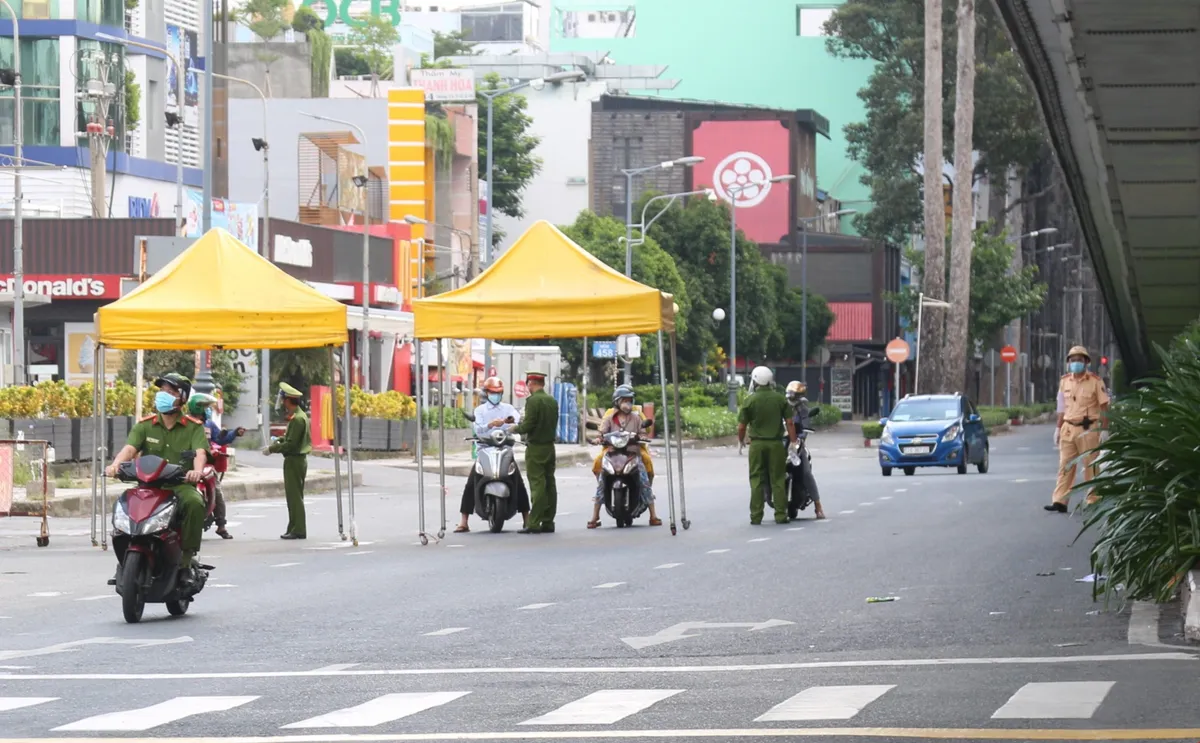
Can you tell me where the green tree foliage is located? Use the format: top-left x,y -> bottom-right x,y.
123,68 -> 140,131
334,48 -> 370,77
433,30 -> 478,59
825,0 -> 1044,244
237,0 -> 287,41
291,5 -> 323,33
270,348 -> 331,393
348,15 -> 398,79
889,224 -> 1046,351
117,352 -> 244,411
307,29 -> 332,98
477,73 -> 541,246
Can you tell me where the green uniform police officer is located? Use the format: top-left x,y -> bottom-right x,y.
737,366 -> 796,525
514,369 -> 558,534
106,373 -> 209,582
262,383 -> 312,540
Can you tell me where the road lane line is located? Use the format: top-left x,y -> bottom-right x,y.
706,549 -> 731,554
879,496 -> 893,500
838,510 -> 856,515
517,603 -> 555,610
520,689 -> 683,725
52,696 -> 259,731
73,595 -> 115,602
271,563 -> 302,568
991,681 -> 1115,719
748,538 -> 771,543
654,563 -> 683,570
0,698 -> 56,712
423,628 -> 469,636
756,685 -> 895,721
281,692 -> 470,728
594,582 -> 625,589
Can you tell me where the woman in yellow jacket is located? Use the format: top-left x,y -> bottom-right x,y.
589,385 -> 662,528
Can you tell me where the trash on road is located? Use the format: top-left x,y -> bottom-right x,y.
1076,574 -> 1107,583
1036,571 -> 1056,577
866,596 -> 900,603
1055,642 -> 1085,647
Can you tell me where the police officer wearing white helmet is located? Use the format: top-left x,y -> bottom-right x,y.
736,365 -> 797,524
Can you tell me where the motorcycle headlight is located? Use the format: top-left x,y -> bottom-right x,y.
943,424 -> 961,442
881,428 -> 894,445
602,458 -> 616,474
137,502 -> 176,535
112,501 -> 131,535
475,460 -> 484,475
622,459 -> 637,474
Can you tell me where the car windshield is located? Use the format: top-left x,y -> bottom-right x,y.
889,399 -> 961,422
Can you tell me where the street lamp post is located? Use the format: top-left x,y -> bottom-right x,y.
1007,227 -> 1057,405
798,209 -> 856,378
725,174 -> 795,412
1,0 -> 25,385
480,69 -> 584,370
216,72 -> 271,439
301,112 -> 372,391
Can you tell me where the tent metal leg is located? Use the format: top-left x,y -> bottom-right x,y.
669,332 -> 689,530
415,340 -> 429,545
330,346 -> 344,540
341,344 -> 356,544
90,357 -> 100,547
656,331 -> 677,536
436,339 -> 446,540
98,368 -> 108,551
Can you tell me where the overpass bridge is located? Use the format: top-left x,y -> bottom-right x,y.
993,0 -> 1200,376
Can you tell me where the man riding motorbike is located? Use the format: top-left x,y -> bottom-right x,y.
785,380 -> 826,520
588,385 -> 662,528
187,392 -> 246,539
104,373 -> 209,585
455,376 -> 530,533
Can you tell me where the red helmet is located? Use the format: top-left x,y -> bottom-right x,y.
482,376 -> 504,394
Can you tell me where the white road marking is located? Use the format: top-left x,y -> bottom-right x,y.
53,696 -> 259,731
74,595 -> 116,602
520,689 -> 683,725
233,514 -> 266,519
859,502 -> 874,507
992,681 -> 1114,719
787,527 -> 804,531
208,584 -> 237,588
838,510 -> 856,515
706,549 -> 731,554
756,685 -> 895,721
879,496 -> 893,500
345,551 -> 375,556
282,692 -> 470,728
594,582 -> 625,589
26,592 -> 66,598
1018,446 -> 1031,451
0,697 -> 57,712
654,563 -> 683,570
423,628 -> 469,636
748,538 -> 771,543
311,664 -> 360,672
1128,601 -> 1166,646
4,653 -> 1188,681
517,603 -> 555,610
1014,478 -> 1030,483
894,489 -> 907,493
271,563 -> 302,568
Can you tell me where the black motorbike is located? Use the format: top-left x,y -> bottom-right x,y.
767,410 -> 820,520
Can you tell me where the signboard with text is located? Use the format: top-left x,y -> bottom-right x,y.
0,275 -> 124,299
410,68 -> 477,102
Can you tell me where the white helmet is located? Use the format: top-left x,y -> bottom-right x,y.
750,366 -> 774,389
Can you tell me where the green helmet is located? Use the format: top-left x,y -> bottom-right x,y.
186,392 -> 217,418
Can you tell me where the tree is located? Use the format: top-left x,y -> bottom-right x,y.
920,0 -> 949,396
334,48 -> 370,77
889,224 -> 1046,354
123,68 -> 140,132
944,0 -> 977,393
478,73 -> 541,246
348,15 -> 398,95
117,352 -> 245,411
270,348 -> 330,393
433,30 -> 478,59
237,0 -> 287,95
291,5 -> 323,33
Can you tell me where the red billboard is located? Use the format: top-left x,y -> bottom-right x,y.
692,120 -> 791,245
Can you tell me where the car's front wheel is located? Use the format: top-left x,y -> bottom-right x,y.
957,448 -> 969,475
977,444 -> 989,474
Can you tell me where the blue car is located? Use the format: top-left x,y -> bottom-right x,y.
877,393 -> 990,477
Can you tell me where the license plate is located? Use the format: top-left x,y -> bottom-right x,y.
904,445 -> 932,455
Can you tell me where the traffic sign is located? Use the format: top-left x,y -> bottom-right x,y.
591,341 -> 617,359
885,338 -> 910,364
514,381 -> 529,398
1000,345 -> 1018,364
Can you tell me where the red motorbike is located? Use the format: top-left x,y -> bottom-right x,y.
108,453 -> 217,623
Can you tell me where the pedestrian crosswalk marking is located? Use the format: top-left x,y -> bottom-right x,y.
281,692 -> 469,728
520,689 -> 683,725
991,681 -> 1115,719
755,685 -> 895,721
0,698 -> 57,712
52,696 -> 258,732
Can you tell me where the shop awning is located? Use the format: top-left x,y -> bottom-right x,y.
97,228 -> 349,350
345,306 -> 414,339
411,220 -> 675,341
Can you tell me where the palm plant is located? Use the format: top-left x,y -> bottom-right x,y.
1075,336 -> 1200,603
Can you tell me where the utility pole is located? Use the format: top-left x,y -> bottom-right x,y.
75,48 -> 121,219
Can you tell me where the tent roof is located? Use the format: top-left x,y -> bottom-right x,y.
412,220 -> 674,340
97,228 -> 349,351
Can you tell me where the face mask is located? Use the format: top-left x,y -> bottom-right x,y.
154,391 -> 178,413
204,408 -> 214,421
487,393 -> 502,405
1069,361 -> 1086,374
619,401 -> 632,414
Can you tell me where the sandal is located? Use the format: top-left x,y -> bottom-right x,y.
587,520 -> 601,529
648,518 -> 662,526
454,525 -> 470,533
215,528 -> 233,539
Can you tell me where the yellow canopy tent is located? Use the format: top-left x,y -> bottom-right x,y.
412,220 -> 675,340
97,228 -> 347,350
88,228 -> 362,552
409,220 -> 689,542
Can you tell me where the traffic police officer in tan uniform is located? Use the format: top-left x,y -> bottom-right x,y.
1044,346 -> 1110,513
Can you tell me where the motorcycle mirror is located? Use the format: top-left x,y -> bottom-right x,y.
462,410 -> 476,422
641,418 -> 654,429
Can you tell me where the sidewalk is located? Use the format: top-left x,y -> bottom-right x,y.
390,443 -> 596,477
8,465 -> 361,518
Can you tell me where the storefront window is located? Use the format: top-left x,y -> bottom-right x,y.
0,37 -> 61,147
74,39 -> 126,152
76,0 -> 122,27
16,0 -> 59,19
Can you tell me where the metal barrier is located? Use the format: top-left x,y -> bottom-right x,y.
0,438 -> 52,547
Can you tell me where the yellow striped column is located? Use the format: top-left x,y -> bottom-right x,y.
388,87 -> 427,300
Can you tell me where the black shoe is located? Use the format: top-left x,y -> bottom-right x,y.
518,526 -> 542,534
177,566 -> 197,589
281,533 -> 305,540
1043,502 -> 1068,513
542,523 -> 555,533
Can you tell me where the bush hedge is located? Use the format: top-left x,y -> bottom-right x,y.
0,380 -> 140,418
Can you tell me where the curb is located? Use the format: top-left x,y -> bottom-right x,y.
1185,570 -> 1200,644
391,448 -> 595,477
13,471 -> 363,518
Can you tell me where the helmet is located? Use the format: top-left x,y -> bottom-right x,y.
1067,345 -> 1091,362
613,384 -> 635,404
785,380 -> 807,404
482,376 -> 504,394
750,366 -> 774,389
154,373 -> 192,404
186,392 -> 217,418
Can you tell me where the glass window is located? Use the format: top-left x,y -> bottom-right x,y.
796,6 -> 835,37
76,0 -> 122,27
889,398 -> 962,422
74,39 -> 127,152
18,0 -> 59,19
0,37 -> 61,147
461,10 -> 523,43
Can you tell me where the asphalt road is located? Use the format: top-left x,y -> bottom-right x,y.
0,424 -> 1197,742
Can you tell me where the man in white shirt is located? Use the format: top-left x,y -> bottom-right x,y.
455,377 -> 530,532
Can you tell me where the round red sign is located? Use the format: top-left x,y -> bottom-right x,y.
514,381 -> 529,398
885,338 -> 910,364
1000,346 -> 1018,364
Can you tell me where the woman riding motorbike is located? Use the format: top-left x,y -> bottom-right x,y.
784,380 -> 825,519
588,385 -> 662,528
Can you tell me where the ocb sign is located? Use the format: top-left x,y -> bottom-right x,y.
300,0 -> 400,27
